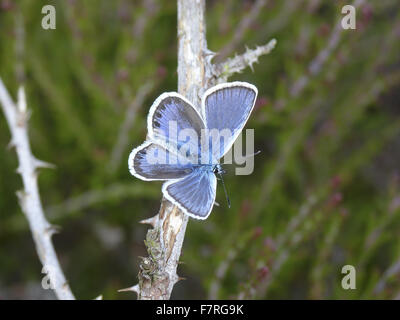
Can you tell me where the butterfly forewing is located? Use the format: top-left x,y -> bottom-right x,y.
148,93 -> 205,162
202,82 -> 257,160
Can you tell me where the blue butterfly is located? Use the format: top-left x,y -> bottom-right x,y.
128,82 -> 258,220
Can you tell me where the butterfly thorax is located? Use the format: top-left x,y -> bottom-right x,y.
212,164 -> 225,175
192,163 -> 224,175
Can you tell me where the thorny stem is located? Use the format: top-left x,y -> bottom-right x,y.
0,79 -> 75,300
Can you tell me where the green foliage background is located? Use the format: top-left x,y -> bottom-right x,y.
0,0 -> 400,299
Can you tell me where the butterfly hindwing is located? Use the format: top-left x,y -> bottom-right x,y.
162,168 -> 217,220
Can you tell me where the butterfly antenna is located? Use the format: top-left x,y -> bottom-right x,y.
221,150 -> 261,165
218,172 -> 231,208
243,150 -> 261,159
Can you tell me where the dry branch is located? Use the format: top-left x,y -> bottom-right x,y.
0,78 -> 75,300
124,0 -> 209,300
213,39 -> 277,83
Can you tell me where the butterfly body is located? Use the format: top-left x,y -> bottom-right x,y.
129,82 -> 257,220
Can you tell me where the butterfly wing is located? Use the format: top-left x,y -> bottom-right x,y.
162,168 -> 217,219
148,92 -> 205,161
128,141 -> 194,181
201,82 -> 257,160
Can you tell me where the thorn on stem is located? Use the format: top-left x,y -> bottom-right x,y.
16,166 -> 22,175
45,225 -> 61,237
140,214 -> 158,227
33,158 -> 56,170
16,190 -> 28,212
118,284 -> 140,295
16,189 -> 28,201
7,139 -> 16,150
204,48 -> 216,57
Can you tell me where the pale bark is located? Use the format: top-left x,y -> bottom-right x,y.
129,0 -> 209,300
